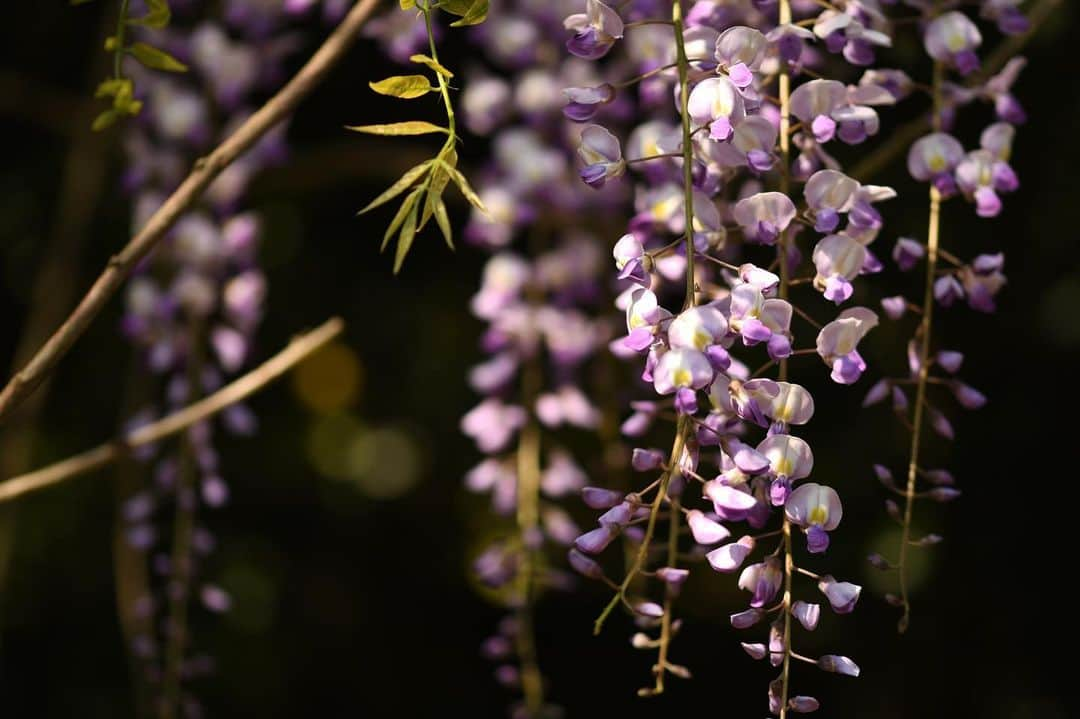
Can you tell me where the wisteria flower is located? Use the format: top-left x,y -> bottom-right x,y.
688,76 -> 746,141
461,398 -> 527,454
728,284 -> 793,359
785,483 -> 842,553
907,132 -> 964,195
954,149 -> 1018,218
738,558 -> 783,608
653,348 -> 714,414
564,0 -> 624,60
714,26 -> 767,87
816,307 -> 879,384
667,305 -> 728,352
790,79 -> 848,143
812,234 -> 867,303
563,83 -> 616,122
577,124 -> 626,188
804,170 -> 859,233
733,192 -> 796,245
924,11 -> 982,76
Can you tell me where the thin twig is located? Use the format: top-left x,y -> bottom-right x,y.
0,0 -> 380,423
0,318 -> 345,503
897,61 -> 944,635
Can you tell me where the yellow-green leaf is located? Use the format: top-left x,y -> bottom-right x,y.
439,161 -> 488,216
345,121 -> 448,136
128,42 -> 188,72
393,202 -> 420,274
128,0 -> 171,28
448,0 -> 489,26
420,157 -> 452,229
433,198 -> 454,250
358,161 -> 431,215
91,108 -> 119,132
368,75 -> 435,99
409,54 -> 453,78
95,77 -> 131,99
382,189 -> 422,252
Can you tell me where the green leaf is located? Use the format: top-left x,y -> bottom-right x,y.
433,197 -> 454,250
358,161 -> 432,215
419,150 -> 454,230
393,202 -> 421,274
128,42 -> 188,72
448,0 -> 488,26
345,121 -> 448,136
409,54 -> 453,78
439,160 -> 488,216
95,77 -> 130,99
368,75 -> 435,99
128,0 -> 171,28
91,109 -> 119,132
382,190 -> 422,252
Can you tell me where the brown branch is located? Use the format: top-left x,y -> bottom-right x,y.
0,317 -> 344,503
0,0 -> 381,424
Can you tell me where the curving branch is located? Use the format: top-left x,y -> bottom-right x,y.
0,0 -> 382,424
0,317 -> 345,503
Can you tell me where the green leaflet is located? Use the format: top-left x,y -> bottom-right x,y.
358,162 -> 432,215
128,42 -> 188,72
368,75 -> 436,99
393,202 -> 421,274
408,54 -> 454,78
345,121 -> 448,136
438,160 -> 489,216
442,0 -> 489,27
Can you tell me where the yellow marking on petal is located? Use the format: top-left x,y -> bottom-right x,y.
673,368 -> 692,387
928,154 -> 946,173
774,457 -> 793,477
809,505 -> 828,525
693,329 -> 711,351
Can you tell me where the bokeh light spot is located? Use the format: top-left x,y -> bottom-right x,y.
292,341 -> 363,413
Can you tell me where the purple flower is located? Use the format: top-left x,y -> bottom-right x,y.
812,234 -> 867,304
792,601 -> 821,631
687,509 -> 730,545
564,0 -> 625,60
790,80 -> 847,143
818,654 -> 860,677
908,133 -> 965,194
818,575 -> 861,614
733,192 -> 797,246
955,149 -> 1017,218
688,77 -> 746,141
667,305 -> 729,351
577,124 -> 626,188
816,308 -> 879,384
461,398 -> 527,453
924,12 -> 982,76
563,83 -> 616,122
738,558 -> 782,608
785,483 -> 843,554
706,535 -> 755,573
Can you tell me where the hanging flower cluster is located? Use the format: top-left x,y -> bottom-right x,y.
361,0 -> 633,713
116,2 -> 298,713
555,0 -> 901,710
859,1 -> 1027,633
364,0 -> 1038,714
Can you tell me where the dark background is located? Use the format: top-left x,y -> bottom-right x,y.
0,2 -> 1075,717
